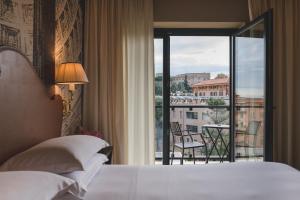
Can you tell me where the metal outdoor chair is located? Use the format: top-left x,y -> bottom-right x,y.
170,122 -> 208,165
236,121 -> 261,158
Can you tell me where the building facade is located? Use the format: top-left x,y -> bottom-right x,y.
171,73 -> 210,85
192,76 -> 229,98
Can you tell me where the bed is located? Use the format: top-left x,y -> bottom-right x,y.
0,47 -> 300,200
58,162 -> 300,200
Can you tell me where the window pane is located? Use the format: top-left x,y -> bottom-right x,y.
154,38 -> 163,164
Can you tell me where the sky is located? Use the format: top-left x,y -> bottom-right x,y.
235,37 -> 265,98
154,36 -> 230,78
154,36 -> 265,98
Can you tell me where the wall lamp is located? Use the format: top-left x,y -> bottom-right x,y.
55,62 -> 88,116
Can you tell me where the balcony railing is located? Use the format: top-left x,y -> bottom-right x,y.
155,104 -> 264,164
155,105 -> 230,163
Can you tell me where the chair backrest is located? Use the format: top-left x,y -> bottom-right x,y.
170,122 -> 183,136
246,121 -> 261,135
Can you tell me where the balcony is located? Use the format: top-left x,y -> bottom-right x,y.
155,104 -> 264,165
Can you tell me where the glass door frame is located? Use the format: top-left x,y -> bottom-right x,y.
232,10 -> 273,162
154,29 -> 237,165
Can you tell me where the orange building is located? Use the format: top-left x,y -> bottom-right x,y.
192,76 -> 229,97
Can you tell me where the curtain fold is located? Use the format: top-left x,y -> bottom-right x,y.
248,0 -> 300,169
83,0 -> 154,165
123,0 -> 155,165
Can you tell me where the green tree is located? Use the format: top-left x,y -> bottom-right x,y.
155,84 -> 162,96
170,83 -> 178,93
183,75 -> 192,93
155,76 -> 162,82
207,98 -> 228,124
155,75 -> 163,96
177,82 -> 186,93
170,75 -> 192,94
207,98 -> 226,106
155,96 -> 163,121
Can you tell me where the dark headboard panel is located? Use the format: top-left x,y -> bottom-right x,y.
0,47 -> 62,164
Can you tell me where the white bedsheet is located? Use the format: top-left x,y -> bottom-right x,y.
59,162 -> 300,200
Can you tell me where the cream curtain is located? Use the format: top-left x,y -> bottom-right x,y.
248,0 -> 300,169
83,0 -> 155,165
123,0 -> 155,165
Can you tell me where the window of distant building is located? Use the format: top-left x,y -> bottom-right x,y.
202,112 -> 209,121
250,111 -> 254,119
240,122 -> 244,128
186,112 -> 198,119
186,125 -> 198,133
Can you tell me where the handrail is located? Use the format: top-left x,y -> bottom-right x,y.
155,105 -> 264,109
155,105 -> 229,109
170,105 -> 229,109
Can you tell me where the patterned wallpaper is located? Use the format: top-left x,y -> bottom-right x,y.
0,0 -> 34,66
55,0 -> 84,135
0,0 -> 84,135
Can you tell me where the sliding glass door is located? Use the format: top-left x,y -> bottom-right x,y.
154,11 -> 273,164
154,30 -> 235,165
233,11 -> 273,161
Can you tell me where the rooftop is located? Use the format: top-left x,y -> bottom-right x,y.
192,77 -> 229,87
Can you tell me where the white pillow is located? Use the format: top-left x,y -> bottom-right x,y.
0,171 -> 85,200
62,153 -> 108,191
0,135 -> 109,173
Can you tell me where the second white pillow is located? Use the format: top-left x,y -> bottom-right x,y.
61,153 -> 108,191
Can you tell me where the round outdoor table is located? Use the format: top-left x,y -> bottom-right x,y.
202,124 -> 230,162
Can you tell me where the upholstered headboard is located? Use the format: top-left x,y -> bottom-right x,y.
0,47 -> 62,164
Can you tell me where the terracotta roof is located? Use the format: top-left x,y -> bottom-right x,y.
192,78 -> 229,87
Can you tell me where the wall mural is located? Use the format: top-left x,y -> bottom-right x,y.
0,0 -> 84,136
0,0 -> 34,67
55,0 -> 84,135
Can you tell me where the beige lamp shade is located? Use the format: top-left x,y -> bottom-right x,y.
56,63 -> 89,85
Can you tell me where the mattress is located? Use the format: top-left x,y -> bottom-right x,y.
58,162 -> 300,200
